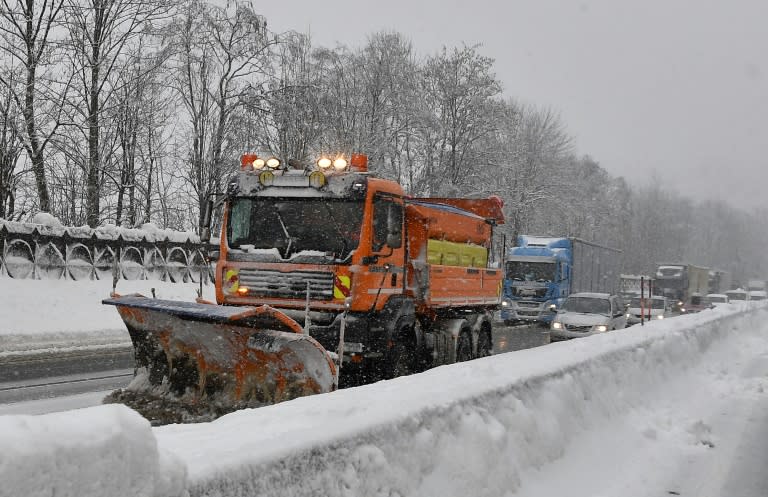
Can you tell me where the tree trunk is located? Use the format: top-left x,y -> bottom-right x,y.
24,62 -> 50,212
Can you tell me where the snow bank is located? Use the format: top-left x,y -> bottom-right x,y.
155,305 -> 764,497
0,404 -> 186,497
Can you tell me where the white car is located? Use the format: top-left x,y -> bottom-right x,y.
725,289 -> 749,302
706,293 -> 729,306
551,292 -> 627,340
748,290 -> 767,301
626,295 -> 669,325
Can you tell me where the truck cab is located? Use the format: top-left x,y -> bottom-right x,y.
500,236 -> 571,326
210,153 -> 504,381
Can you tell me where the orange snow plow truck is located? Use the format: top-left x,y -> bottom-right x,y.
104,154 -> 504,421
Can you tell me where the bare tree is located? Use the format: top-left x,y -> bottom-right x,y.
0,0 -> 71,213
420,45 -> 502,193
237,31 -> 324,164
64,0 -> 171,226
168,0 -> 274,231
0,73 -> 23,218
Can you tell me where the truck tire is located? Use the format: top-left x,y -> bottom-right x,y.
388,341 -> 412,379
387,323 -> 416,379
476,328 -> 492,358
456,331 -> 472,362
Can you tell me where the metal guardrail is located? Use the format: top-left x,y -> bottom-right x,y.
0,220 -> 214,282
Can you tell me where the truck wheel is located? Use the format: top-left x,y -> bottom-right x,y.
456,332 -> 472,362
476,330 -> 492,358
388,341 -> 413,379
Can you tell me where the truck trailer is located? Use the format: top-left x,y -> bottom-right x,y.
708,269 -> 732,294
500,236 -> 622,326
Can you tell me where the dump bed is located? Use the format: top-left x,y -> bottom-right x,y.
405,199 -> 502,309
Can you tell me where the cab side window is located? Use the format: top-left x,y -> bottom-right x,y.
372,194 -> 403,252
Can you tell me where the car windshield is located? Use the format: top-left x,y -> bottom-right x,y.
563,297 -> 611,315
630,297 -> 665,309
506,261 -> 556,282
727,292 -> 747,301
227,197 -> 364,261
708,296 -> 727,303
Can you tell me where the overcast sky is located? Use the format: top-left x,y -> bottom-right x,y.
255,0 -> 768,211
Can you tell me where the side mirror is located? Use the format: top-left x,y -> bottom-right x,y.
386,232 -> 401,249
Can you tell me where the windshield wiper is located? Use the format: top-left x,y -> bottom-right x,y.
275,211 -> 294,258
323,203 -> 350,261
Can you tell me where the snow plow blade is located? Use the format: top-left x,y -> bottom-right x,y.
103,295 -> 336,424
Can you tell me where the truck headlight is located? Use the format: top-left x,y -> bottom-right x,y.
551,322 -> 562,330
594,325 -> 608,332
501,300 -> 510,308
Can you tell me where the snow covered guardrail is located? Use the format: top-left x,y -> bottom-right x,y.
1,304 -> 763,497
0,404 -> 186,497
0,215 -> 212,282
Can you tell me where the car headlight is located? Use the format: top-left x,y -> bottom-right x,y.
656,314 -> 664,320
551,322 -> 562,330
625,313 -> 631,318
594,325 -> 608,332
501,300 -> 510,307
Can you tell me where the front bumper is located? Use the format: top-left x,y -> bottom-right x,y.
550,328 -> 599,340
501,301 -> 554,323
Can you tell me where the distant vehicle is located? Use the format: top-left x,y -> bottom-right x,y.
501,236 -> 622,327
683,293 -> 711,313
655,263 -> 709,312
708,270 -> 732,294
725,289 -> 749,302
626,295 -> 669,325
706,293 -> 729,306
747,280 -> 766,292
550,292 -> 627,340
748,290 -> 767,301
619,274 -> 655,299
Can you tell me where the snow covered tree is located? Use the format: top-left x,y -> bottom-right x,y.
0,0 -> 70,213
166,0 -> 274,232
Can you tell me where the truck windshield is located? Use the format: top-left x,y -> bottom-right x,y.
657,267 -> 683,278
506,261 -> 556,282
227,197 -> 364,261
563,297 -> 611,315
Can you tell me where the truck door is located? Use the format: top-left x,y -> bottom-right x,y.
358,193 -> 405,311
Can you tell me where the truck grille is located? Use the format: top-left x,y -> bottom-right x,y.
516,301 -> 541,309
565,325 -> 592,332
238,268 -> 335,300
